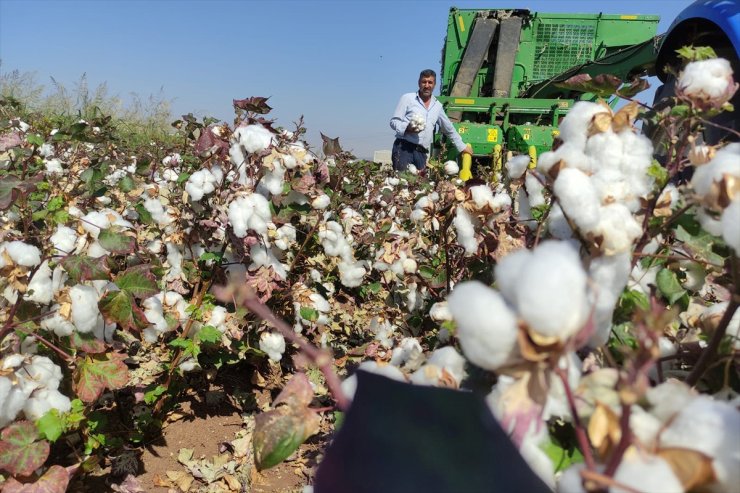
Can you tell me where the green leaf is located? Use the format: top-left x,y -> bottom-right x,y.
541,436 -> 584,473
676,45 -> 717,62
71,331 -> 107,354
0,421 -> 50,476
254,407 -> 320,470
60,255 -> 111,283
45,196 -> 64,212
647,161 -> 669,188
299,306 -> 319,322
27,134 -> 44,146
670,104 -> 690,117
0,173 -> 42,210
197,325 -> 222,344
675,225 -> 725,266
177,172 -> 190,184
143,385 -> 167,405
74,353 -> 129,403
656,268 -> 686,305
98,228 -> 136,254
118,174 -> 135,192
36,410 -> 65,442
53,210 -> 70,224
199,252 -> 223,263
135,203 -> 153,224
114,265 -> 158,299
98,290 -> 149,331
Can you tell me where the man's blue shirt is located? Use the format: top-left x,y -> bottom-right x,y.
390,92 -> 467,153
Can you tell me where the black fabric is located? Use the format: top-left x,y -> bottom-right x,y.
392,138 -> 428,171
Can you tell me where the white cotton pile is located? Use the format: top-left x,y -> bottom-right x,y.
143,197 -> 175,227
496,241 -> 588,341
318,221 -> 366,287
389,337 -> 423,367
38,143 -> 54,158
142,295 -> 169,343
658,395 -> 740,490
691,144 -> 740,202
444,160 -> 459,175
185,167 -> 220,202
207,305 -> 229,333
340,361 -> 406,402
678,58 -> 738,108
370,317 -> 396,349
69,284 -> 101,333
273,224 -> 297,251
165,242 -> 184,282
557,101 -> 611,151
470,184 -> 511,212
40,306 -> 75,337
553,168 -> 601,232
409,113 -> 426,132
447,280 -> 519,370
256,161 -> 286,197
25,261 -> 53,304
311,194 -> 331,210
259,331 -> 286,362
50,225 -> 78,255
587,252 -> 632,346
611,450 -> 683,493
44,158 -> 63,175
721,198 -> 740,254
79,209 -> 132,238
0,355 -> 71,427
0,241 -> 42,267
429,301 -> 452,322
233,124 -> 275,154
249,243 -> 288,280
227,193 -> 273,239
337,259 -> 367,288
453,206 -> 478,255
506,154 -> 531,180
410,346 -> 466,387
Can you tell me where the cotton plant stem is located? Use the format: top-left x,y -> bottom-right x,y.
686,297 -> 739,386
555,366 -> 596,471
14,326 -> 74,362
243,296 -> 350,411
604,403 -> 633,477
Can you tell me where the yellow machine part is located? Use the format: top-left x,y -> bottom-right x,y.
459,153 -> 473,181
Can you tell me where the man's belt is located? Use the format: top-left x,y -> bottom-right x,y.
396,138 -> 428,154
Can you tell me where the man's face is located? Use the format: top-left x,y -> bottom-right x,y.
418,76 -> 436,98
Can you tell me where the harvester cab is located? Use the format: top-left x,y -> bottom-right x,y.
435,7 -> 660,180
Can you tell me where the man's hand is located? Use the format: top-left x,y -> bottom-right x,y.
461,144 -> 473,155
405,123 -> 421,134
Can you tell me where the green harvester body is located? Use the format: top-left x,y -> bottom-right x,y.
435,7 -> 660,170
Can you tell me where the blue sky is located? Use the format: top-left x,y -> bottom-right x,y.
1,0 -> 691,159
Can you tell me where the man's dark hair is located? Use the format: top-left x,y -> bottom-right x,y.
419,69 -> 436,80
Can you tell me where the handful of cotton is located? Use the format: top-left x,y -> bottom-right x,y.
409,113 -> 426,132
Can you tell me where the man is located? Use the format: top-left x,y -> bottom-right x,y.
390,69 -> 472,173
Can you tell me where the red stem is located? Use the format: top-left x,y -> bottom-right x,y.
555,366 -> 596,471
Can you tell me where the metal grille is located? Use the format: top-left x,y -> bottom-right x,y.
533,23 -> 595,80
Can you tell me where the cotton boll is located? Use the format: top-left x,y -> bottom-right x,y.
506,155 -> 531,180
235,124 -> 275,154
179,358 -> 199,373
453,206 -> 478,255
610,450 -> 683,493
24,389 -> 71,421
646,379 -> 697,422
585,130 -> 623,171
390,337 -> 423,367
24,261 -> 53,304
50,225 -> 78,255
525,172 -> 546,207
658,395 -> 740,490
165,242 -> 184,282
70,284 -> 101,333
591,168 -> 631,205
40,308 -> 75,337
444,160 -> 459,175
697,208 -> 724,236
588,252 -> 632,346
44,158 -> 63,175
553,168 -> 601,232
494,247 -> 530,305
429,301 -> 452,322
143,197 -> 175,227
185,169 -> 217,201
558,101 -> 611,151
0,240 -> 42,267
427,346 -> 466,385
629,405 -> 663,445
274,224 -> 297,251
370,318 -> 395,349
0,377 -> 33,428
596,203 -> 642,255
514,241 -> 588,341
678,58 -> 738,109
311,194 -> 331,210
86,241 -> 108,258
2,355 -> 25,370
447,281 -> 519,371
259,332 -> 286,362
721,198 -> 740,254
470,185 -> 496,210
691,144 -> 740,201
257,161 -> 286,197
249,244 -> 288,280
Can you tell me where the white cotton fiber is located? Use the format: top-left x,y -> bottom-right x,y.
25,260 -> 53,304
678,58 -> 737,105
249,243 -> 288,280
587,253 -> 631,346
721,198 -> 740,254
427,346 -> 466,385
23,389 -> 71,421
227,193 -> 273,239
185,168 -> 218,201
259,331 -> 286,362
611,451 -> 683,493
444,160 -> 459,175
691,143 -> 740,199
558,101 -> 611,151
553,168 -> 601,232
70,284 -> 101,334
453,206 -> 478,255
509,240 -> 588,340
506,154 -> 531,179
596,203 -> 642,254
390,337 -> 423,367
311,194 -> 331,210
143,197 -> 175,227
235,124 -> 275,154
447,281 -> 519,370
50,225 -> 78,255
0,241 -> 42,267
40,307 -> 76,337
257,161 -> 286,197
494,247 -> 530,304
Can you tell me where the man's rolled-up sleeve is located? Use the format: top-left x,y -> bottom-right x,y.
437,110 -> 467,153
390,95 -> 410,137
